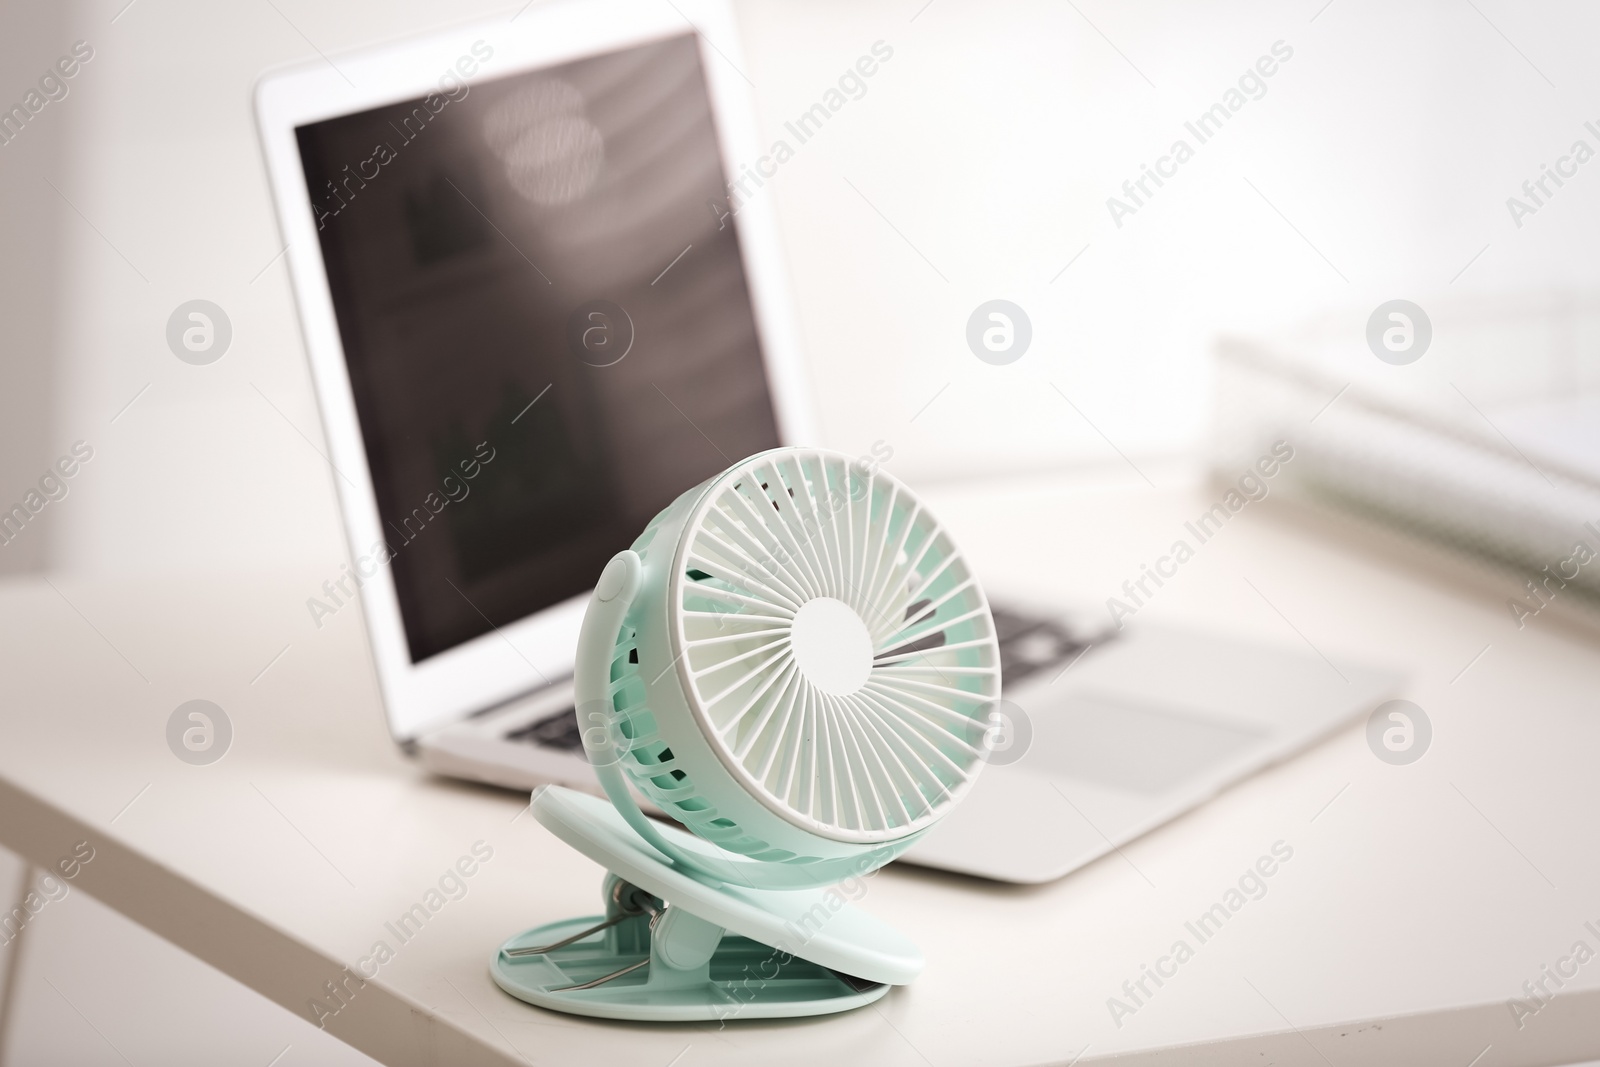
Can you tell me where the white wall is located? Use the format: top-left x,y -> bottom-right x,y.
20,0 -> 1600,578
0,0 -> 70,577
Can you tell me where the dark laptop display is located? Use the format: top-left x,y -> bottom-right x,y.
295,34 -> 780,663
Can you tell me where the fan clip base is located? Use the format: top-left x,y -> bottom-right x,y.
491,786 -> 922,1022
492,874 -> 886,1022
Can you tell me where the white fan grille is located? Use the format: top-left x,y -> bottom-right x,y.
671,449 -> 1000,842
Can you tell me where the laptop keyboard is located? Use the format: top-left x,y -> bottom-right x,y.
504,707 -> 585,750
989,604 -> 1098,686
505,604 -> 1100,750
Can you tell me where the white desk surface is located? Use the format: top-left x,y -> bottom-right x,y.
3,477 -> 1599,1067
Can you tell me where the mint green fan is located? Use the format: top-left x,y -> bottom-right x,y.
493,447 -> 1000,1020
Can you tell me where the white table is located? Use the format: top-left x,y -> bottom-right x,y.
3,478 -> 1598,1066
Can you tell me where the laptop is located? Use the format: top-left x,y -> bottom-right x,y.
255,0 -> 1401,885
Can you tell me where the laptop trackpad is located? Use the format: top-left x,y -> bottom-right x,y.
904,694 -> 1271,882
1029,692 -> 1267,795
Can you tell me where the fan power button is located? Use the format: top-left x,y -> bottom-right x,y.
595,554 -> 633,602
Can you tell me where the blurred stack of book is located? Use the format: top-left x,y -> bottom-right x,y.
1214,293 -> 1600,613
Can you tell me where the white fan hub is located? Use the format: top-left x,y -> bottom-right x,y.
788,597 -> 873,696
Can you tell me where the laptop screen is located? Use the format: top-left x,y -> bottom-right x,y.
295,33 -> 781,664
